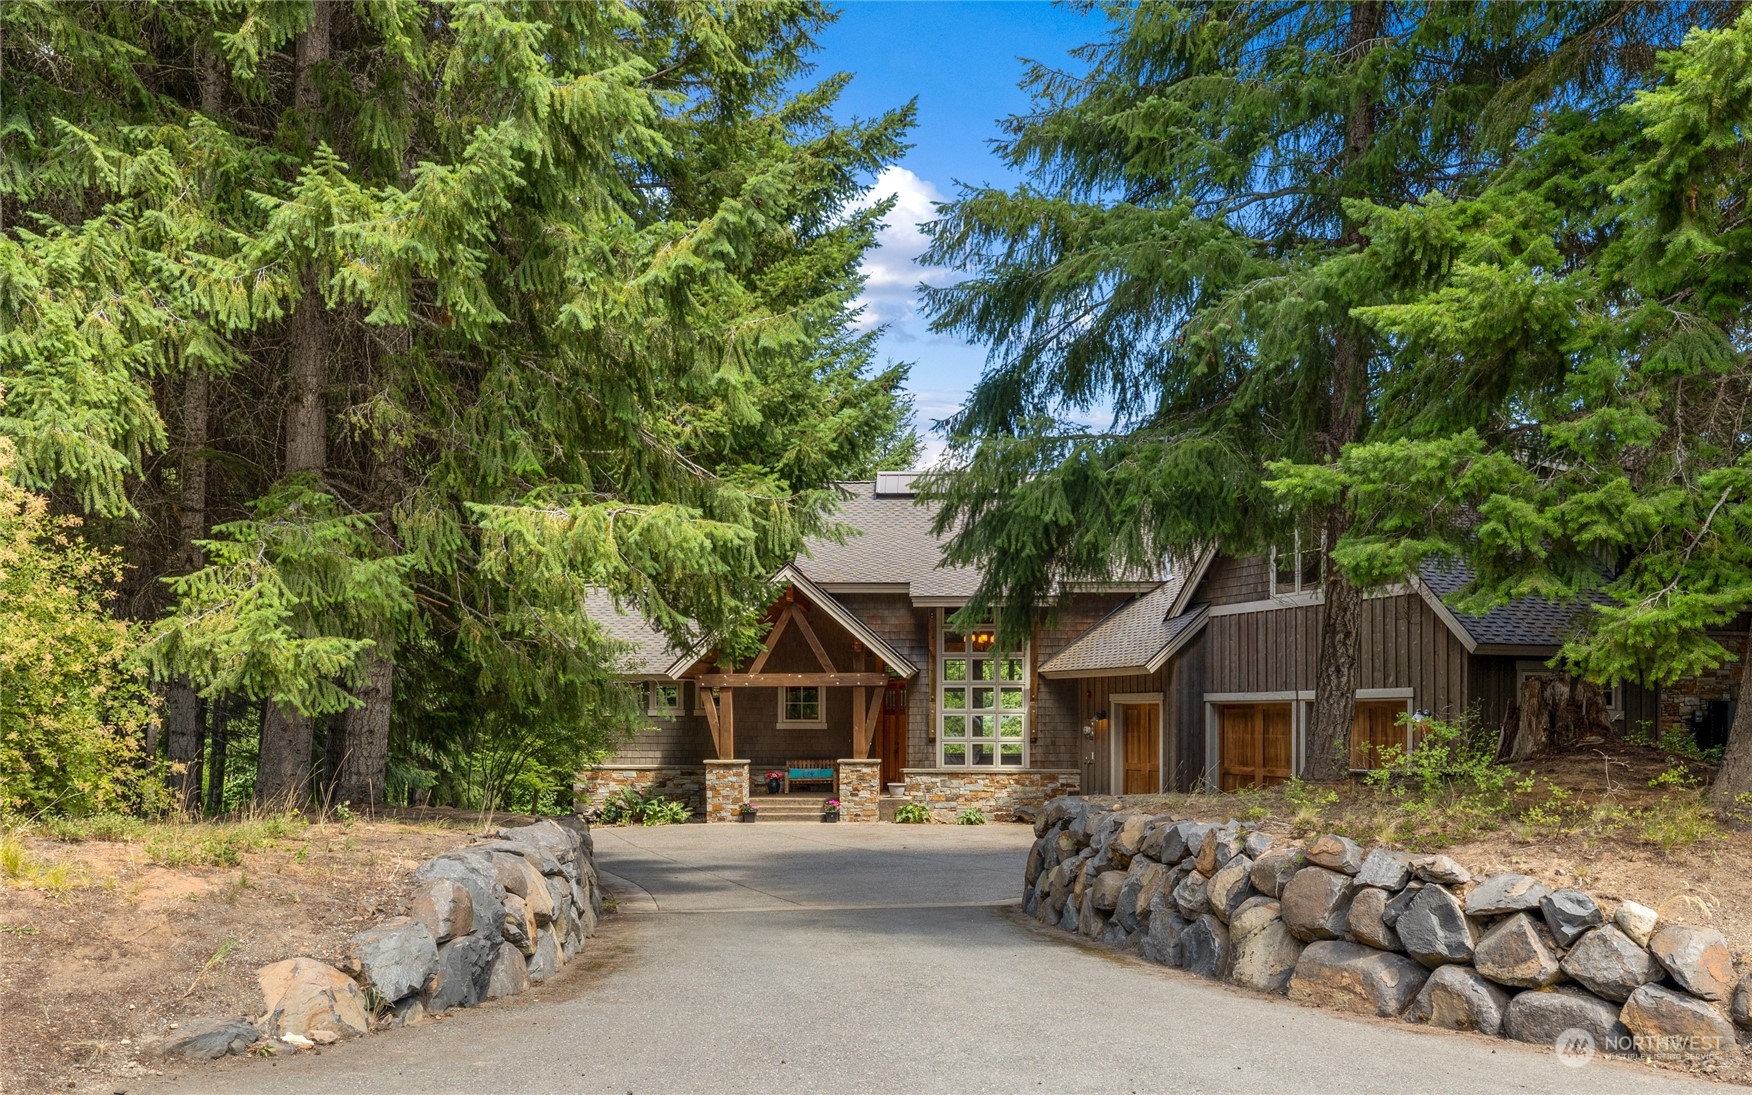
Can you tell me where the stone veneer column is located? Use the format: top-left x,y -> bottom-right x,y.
836,759 -> 880,822
703,760 -> 749,823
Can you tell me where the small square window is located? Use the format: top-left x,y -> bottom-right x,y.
780,686 -> 825,727
972,687 -> 995,710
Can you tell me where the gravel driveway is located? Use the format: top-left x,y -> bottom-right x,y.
152,823 -> 1717,1094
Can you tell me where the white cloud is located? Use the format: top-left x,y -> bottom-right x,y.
853,165 -> 948,334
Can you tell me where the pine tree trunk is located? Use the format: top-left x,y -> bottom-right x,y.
1297,3 -> 1382,781
205,697 -> 229,816
164,685 -> 204,811
1508,673 -> 1610,761
256,704 -> 314,808
1707,619 -> 1752,809
256,3 -> 330,808
337,655 -> 394,807
165,364 -> 212,810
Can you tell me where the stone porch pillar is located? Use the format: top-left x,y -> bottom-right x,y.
704,759 -> 749,823
836,759 -> 880,822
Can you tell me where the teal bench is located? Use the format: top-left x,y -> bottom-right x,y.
784,760 -> 835,793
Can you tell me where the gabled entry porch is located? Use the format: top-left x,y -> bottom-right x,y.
682,566 -> 919,821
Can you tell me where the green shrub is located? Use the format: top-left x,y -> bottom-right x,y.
894,802 -> 930,824
0,438 -> 159,817
596,787 -> 690,826
955,807 -> 987,825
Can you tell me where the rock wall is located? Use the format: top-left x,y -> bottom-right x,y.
1025,798 -> 1751,1066
902,768 -> 1079,822
579,765 -> 704,813
837,759 -> 881,822
704,759 -> 749,823
165,818 -> 602,1060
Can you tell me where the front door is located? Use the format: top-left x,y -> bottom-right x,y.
1217,703 -> 1294,790
875,682 -> 908,788
1121,703 -> 1160,794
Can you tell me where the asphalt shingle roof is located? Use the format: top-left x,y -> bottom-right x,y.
794,482 -> 981,596
581,589 -> 679,676
1038,574 -> 1200,676
1418,560 -> 1596,650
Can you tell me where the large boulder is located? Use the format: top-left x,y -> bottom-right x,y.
1171,868 -> 1211,919
1648,924 -> 1736,1001
1229,895 -> 1281,942
425,934 -> 495,1012
1206,856 -> 1257,924
1288,941 -> 1428,1018
491,852 -> 556,924
1354,849 -> 1413,891
1621,983 -> 1737,1049
1503,986 -> 1630,1048
1345,887 -> 1402,952
1734,973 -> 1752,1030
257,958 -> 371,1038
1242,831 -> 1275,859
1122,860 -> 1169,932
1463,873 -> 1551,916
1091,869 -> 1127,912
528,926 -> 563,983
501,893 -> 536,955
160,1018 -> 261,1060
1157,821 -> 1212,865
469,840 -> 564,878
1229,916 -> 1303,994
1194,824 -> 1246,876
1407,965 -> 1513,1035
1111,813 -> 1153,860
485,942 -> 531,1000
1381,881 -> 1424,928
1181,914 -> 1233,980
1140,895 -> 1187,967
1560,925 -> 1664,1003
410,877 -> 474,944
1280,867 -> 1355,943
1410,854 -> 1470,885
349,916 -> 439,1003
1539,889 -> 1602,947
1397,884 -> 1476,968
1613,899 -> 1658,947
1303,835 -> 1364,875
1472,912 -> 1565,989
1249,847 -> 1303,899
496,819 -> 582,867
411,853 -> 504,938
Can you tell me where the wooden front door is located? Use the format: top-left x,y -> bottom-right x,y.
1350,700 -> 1409,770
1121,704 -> 1161,794
875,681 -> 908,788
1217,703 -> 1294,790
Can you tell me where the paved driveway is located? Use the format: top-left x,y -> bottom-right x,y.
157,824 -> 1717,1094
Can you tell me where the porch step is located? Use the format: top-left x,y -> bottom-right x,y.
745,797 -> 838,821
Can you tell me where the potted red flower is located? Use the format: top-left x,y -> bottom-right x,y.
765,770 -> 784,794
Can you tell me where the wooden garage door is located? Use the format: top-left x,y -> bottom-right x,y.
1121,704 -> 1160,794
1217,703 -> 1293,791
1350,700 -> 1409,769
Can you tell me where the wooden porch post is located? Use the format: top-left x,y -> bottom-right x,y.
721,687 -> 735,760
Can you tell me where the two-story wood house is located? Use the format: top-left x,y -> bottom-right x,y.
581,473 -> 1662,822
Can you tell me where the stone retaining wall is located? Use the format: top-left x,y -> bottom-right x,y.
161,818 -> 602,1060
903,768 -> 1080,821
578,764 -> 704,813
1026,798 -> 1751,1068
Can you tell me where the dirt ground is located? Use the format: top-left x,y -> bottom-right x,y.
0,809 -> 555,1095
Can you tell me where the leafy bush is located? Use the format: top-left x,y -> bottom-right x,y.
894,802 -> 930,824
596,788 -> 690,826
0,438 -> 159,817
955,807 -> 987,825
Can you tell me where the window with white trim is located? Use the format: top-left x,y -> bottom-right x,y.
647,681 -> 685,719
938,617 -> 1027,767
779,685 -> 826,728
1270,529 -> 1325,597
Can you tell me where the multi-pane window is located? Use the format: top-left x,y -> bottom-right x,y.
780,685 -> 825,727
939,619 -> 1026,767
648,682 -> 684,719
1270,529 -> 1325,596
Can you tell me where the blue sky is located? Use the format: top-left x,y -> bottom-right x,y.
814,2 -> 1103,465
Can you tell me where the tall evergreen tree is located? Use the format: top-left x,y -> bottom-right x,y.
919,1 -> 1723,779
1270,8 -> 1752,802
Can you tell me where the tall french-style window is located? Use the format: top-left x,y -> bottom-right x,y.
938,618 -> 1026,767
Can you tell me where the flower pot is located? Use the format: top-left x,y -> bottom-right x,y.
766,777 -> 783,794
822,813 -> 840,822
738,813 -> 756,822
